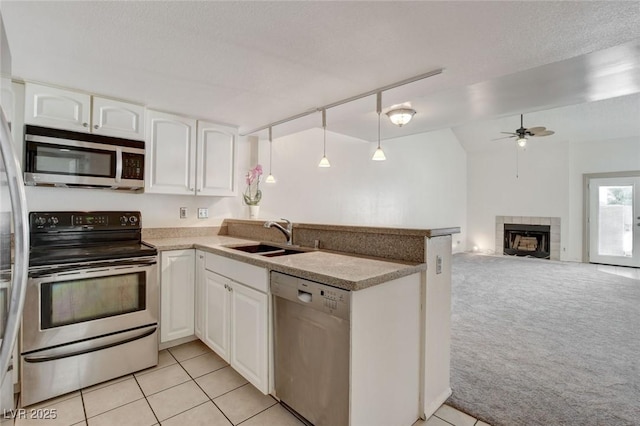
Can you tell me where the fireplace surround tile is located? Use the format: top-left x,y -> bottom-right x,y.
496,216 -> 561,260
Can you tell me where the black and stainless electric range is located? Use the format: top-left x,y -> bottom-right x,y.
21,211 -> 159,406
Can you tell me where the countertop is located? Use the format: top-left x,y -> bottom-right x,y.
143,236 -> 427,291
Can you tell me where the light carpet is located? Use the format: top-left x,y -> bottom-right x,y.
447,253 -> 640,426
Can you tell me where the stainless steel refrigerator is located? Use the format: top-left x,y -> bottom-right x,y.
0,12 -> 30,412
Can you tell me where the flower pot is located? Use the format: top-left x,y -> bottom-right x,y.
249,205 -> 260,219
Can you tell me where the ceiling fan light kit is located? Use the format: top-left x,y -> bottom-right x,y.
386,108 -> 416,127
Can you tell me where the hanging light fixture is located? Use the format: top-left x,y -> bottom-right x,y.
265,126 -> 276,183
372,92 -> 386,161
386,107 -> 416,127
318,109 -> 331,168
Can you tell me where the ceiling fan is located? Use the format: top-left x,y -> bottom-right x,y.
494,114 -> 555,147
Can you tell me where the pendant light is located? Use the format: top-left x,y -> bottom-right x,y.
265,126 -> 276,183
372,92 -> 386,161
318,109 -> 331,167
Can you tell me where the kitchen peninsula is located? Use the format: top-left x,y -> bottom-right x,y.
144,219 -> 460,425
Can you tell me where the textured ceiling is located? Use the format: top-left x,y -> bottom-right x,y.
1,1 -> 639,145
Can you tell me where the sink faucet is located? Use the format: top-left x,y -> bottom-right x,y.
264,218 -> 293,245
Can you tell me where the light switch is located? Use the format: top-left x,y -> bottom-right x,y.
179,207 -> 187,219
436,255 -> 442,274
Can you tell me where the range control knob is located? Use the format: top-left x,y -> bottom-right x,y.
129,216 -> 138,224
120,216 -> 129,225
50,216 -> 59,225
34,216 -> 46,226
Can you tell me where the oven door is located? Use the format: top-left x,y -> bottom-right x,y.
21,256 -> 158,355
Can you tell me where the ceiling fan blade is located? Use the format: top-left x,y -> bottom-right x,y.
526,126 -> 546,134
492,135 -> 516,141
531,130 -> 555,137
500,132 -> 517,135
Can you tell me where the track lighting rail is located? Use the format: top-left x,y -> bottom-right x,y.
240,68 -> 444,136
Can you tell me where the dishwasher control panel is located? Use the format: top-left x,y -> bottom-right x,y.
271,272 -> 350,321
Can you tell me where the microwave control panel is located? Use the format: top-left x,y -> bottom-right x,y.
121,153 -> 144,180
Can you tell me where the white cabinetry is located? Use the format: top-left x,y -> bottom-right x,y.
194,251 -> 205,339
160,250 -> 195,343
145,110 -> 196,195
145,110 -> 236,196
199,253 -> 269,393
24,83 -> 144,139
196,121 -> 236,196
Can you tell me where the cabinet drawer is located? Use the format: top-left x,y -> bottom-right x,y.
205,253 -> 268,293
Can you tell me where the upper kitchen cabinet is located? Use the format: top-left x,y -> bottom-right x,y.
145,110 -> 237,196
24,83 -> 145,140
91,96 -> 145,140
145,110 -> 197,195
196,121 -> 236,196
25,83 -> 90,132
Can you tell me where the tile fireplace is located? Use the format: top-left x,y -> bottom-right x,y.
496,216 -> 561,260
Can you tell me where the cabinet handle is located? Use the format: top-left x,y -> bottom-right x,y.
94,124 -> 100,129
189,187 -> 194,191
199,255 -> 204,259
82,122 -> 88,128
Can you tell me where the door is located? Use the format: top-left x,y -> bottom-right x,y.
92,97 -> 145,140
588,176 -> 640,267
145,110 -> 196,194
196,121 -> 236,196
204,271 -> 230,361
229,282 -> 268,393
160,250 -> 195,342
194,251 -> 205,339
25,83 -> 91,132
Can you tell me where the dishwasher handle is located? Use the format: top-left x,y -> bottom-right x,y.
297,290 -> 312,303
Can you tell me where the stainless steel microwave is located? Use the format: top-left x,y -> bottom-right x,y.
24,125 -> 145,191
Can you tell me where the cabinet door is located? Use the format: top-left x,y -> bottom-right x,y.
145,110 -> 197,194
25,83 -> 91,132
196,121 -> 237,196
160,250 -> 195,343
229,282 -> 268,393
92,97 -> 145,140
203,271 -> 231,361
194,251 -> 205,339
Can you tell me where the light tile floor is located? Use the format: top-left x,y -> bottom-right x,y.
10,340 -> 487,426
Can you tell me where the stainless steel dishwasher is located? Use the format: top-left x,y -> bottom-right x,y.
271,271 -> 350,426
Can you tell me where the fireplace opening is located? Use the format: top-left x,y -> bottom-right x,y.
503,223 -> 551,259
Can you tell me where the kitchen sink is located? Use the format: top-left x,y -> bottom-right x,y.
227,243 -> 307,257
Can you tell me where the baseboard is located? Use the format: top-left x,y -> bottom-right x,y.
422,387 -> 453,420
158,335 -> 197,351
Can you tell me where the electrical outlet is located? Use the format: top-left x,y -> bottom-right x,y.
197,208 -> 209,219
179,207 -> 187,219
436,255 -> 442,274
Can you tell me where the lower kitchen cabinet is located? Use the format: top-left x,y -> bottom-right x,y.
160,249 -> 195,343
199,253 -> 269,394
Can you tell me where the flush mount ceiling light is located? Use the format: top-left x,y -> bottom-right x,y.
386,108 -> 416,127
372,92 -> 386,161
265,126 -> 276,183
318,109 -> 331,168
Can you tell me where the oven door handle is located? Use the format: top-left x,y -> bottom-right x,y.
23,325 -> 157,363
29,257 -> 158,278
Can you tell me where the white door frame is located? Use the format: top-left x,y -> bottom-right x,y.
583,170 -> 640,265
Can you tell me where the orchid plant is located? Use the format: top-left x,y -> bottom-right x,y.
243,164 -> 263,206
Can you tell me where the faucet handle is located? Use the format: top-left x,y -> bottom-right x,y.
280,218 -> 292,231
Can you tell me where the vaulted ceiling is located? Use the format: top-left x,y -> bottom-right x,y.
1,1 -> 639,146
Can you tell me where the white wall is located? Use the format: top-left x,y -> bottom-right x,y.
466,136 -> 639,261
255,127 -> 468,251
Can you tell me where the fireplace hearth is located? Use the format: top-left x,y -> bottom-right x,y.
503,223 -> 551,259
